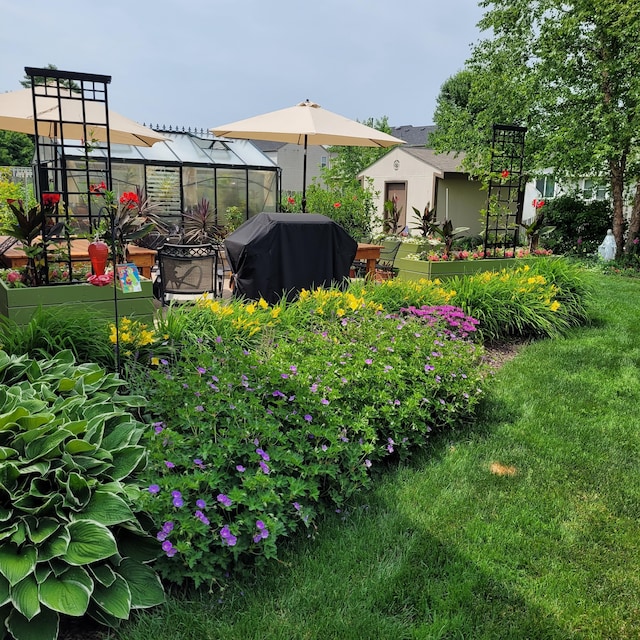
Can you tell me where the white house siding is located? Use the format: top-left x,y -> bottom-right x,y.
359,147 -> 438,235
359,147 -> 485,237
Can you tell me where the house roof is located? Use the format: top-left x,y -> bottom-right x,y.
403,147 -> 466,173
390,125 -> 436,147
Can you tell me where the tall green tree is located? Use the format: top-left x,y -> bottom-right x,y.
431,0 -> 640,256
20,63 -> 80,91
0,131 -> 34,166
322,116 -> 394,188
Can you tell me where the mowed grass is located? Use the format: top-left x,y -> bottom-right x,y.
120,273 -> 640,640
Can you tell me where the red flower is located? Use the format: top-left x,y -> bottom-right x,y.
42,192 -> 61,206
532,199 -> 545,209
90,181 -> 107,194
119,192 -> 139,210
333,202 -> 341,208
287,196 -> 295,205
501,170 -> 510,178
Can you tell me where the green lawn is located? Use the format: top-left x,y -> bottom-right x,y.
121,273 -> 640,640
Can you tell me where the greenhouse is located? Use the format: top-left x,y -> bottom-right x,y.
51,128 -> 280,231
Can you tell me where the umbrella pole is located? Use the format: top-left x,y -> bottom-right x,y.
302,134 -> 308,213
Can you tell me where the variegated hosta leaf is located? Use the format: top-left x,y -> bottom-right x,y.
91,573 -> 132,619
117,559 -> 165,609
108,446 -> 147,481
89,564 -> 117,587
10,573 -> 40,620
72,491 -> 135,526
0,573 -> 10,606
0,544 -> 36,586
38,530 -> 70,562
24,517 -> 60,544
63,472 -> 91,510
5,606 -> 59,640
39,566 -> 93,616
24,429 -> 72,462
62,521 -> 118,566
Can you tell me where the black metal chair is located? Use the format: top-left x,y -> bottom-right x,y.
156,243 -> 220,305
0,236 -> 18,268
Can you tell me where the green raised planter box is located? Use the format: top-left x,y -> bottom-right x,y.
396,257 -> 535,282
0,278 -> 155,326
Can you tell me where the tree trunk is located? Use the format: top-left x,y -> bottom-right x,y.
609,158 -> 626,258
624,181 -> 640,253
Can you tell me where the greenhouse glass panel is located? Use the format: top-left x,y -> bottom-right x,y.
217,169 -> 247,221
248,170 -> 278,217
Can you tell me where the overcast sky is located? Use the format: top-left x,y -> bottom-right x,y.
0,0 -> 485,131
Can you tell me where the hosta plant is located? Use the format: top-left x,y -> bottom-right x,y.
0,350 -> 164,640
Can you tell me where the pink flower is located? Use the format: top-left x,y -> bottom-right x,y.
6,270 -> 21,284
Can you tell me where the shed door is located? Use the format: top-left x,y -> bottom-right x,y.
385,182 -> 407,232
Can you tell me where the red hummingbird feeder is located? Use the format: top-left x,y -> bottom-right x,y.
88,236 -> 109,276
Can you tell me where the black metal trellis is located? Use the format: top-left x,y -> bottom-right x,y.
482,124 -> 527,257
28,67 -> 121,373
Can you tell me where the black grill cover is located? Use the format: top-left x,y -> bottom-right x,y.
224,212 -> 357,304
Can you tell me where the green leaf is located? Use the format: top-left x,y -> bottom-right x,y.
11,574 -> 40,620
0,506 -> 13,524
91,573 -> 131,619
38,530 -> 70,562
116,529 -> 160,564
108,446 -> 147,481
72,491 -> 135,526
39,567 -> 93,616
24,517 -> 60,544
62,521 -> 117,566
116,559 -> 164,609
63,472 -> 91,510
89,564 -> 116,587
5,606 -> 59,640
64,439 -> 96,454
0,573 -> 10,606
0,447 -> 17,461
15,413 -> 55,431
0,544 -> 36,586
24,430 -> 71,462
0,407 -> 29,430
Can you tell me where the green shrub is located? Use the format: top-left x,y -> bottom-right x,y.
543,195 -> 612,255
0,350 -> 164,640
136,298 -> 487,588
0,307 -> 115,369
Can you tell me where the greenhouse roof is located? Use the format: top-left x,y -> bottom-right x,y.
63,129 -> 278,169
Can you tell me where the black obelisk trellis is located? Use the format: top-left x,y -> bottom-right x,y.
28,67 -> 122,373
483,124 -> 527,257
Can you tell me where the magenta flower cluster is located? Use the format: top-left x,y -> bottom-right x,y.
400,305 -> 480,339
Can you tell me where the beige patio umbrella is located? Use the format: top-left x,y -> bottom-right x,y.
212,100 -> 405,211
0,88 -> 166,147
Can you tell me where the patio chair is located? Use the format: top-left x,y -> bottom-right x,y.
156,243 -> 220,305
374,241 -> 401,280
352,240 -> 401,280
0,236 -> 18,268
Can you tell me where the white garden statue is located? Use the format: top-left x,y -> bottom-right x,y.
598,229 -> 616,261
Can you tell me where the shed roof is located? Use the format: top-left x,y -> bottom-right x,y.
403,148 -> 466,173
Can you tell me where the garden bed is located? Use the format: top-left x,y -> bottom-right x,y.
0,277 -> 155,326
396,256 -> 536,281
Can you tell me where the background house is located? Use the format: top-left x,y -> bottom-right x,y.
358,140 -> 485,237
251,140 -> 332,193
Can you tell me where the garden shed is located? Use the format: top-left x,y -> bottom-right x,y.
43,128 -> 280,231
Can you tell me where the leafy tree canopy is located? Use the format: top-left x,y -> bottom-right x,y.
430,0 -> 640,254
322,116 -> 394,188
0,131 -> 34,166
